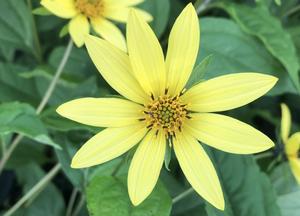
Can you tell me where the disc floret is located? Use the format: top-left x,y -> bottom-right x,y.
75,0 -> 104,18
142,91 -> 190,137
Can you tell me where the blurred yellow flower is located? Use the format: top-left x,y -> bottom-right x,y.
41,0 -> 152,49
280,103 -> 300,183
57,3 -> 277,210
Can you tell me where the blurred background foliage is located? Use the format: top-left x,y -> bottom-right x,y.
0,0 -> 300,215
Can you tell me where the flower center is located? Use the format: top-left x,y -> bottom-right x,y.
75,0 -> 104,18
142,92 -> 190,138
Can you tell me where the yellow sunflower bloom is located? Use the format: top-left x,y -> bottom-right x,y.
57,3 -> 277,210
280,103 -> 300,183
41,0 -> 152,49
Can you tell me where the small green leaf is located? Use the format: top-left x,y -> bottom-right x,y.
32,7 -> 52,16
86,175 -> 172,216
0,102 -> 61,149
164,144 -> 172,171
59,24 -> 69,38
186,54 -> 213,89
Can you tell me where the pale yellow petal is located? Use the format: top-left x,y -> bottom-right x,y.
185,113 -> 275,154
56,97 -> 144,128
286,132 -> 300,156
127,9 -> 164,97
289,158 -> 300,184
281,103 -> 291,143
69,15 -> 89,47
166,3 -> 199,96
181,73 -> 278,112
91,17 -> 127,51
71,124 -> 147,168
128,130 -> 166,205
85,35 -> 148,104
173,132 -> 224,210
41,0 -> 77,18
104,7 -> 153,23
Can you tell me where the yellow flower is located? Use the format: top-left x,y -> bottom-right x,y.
41,0 -> 152,49
57,3 -> 277,210
280,103 -> 300,183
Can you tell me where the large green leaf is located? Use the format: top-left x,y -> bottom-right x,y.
139,0 -> 170,38
86,175 -> 172,216
216,3 -> 300,91
0,0 -> 34,54
204,149 -> 281,216
270,163 -> 300,216
14,163 -> 65,216
198,18 -> 296,96
0,63 -> 38,104
0,102 -> 60,149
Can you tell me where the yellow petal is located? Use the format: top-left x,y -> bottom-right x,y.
127,9 -> 165,97
71,124 -> 147,168
128,130 -> 166,205
286,132 -> 300,156
289,158 -> 300,184
104,7 -> 153,23
281,103 -> 291,143
41,0 -> 77,18
185,113 -> 275,154
56,97 -> 144,128
91,17 -> 127,51
69,15 -> 89,47
173,131 -> 224,210
166,3 -> 199,96
85,35 -> 148,104
181,73 -> 278,112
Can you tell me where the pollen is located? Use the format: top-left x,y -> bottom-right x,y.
143,91 -> 190,138
75,0 -> 104,18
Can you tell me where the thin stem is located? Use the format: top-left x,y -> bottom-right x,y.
254,151 -> 273,160
4,163 -> 61,216
283,4 -> 300,17
72,194 -> 85,216
66,188 -> 79,216
36,39 -> 73,114
172,188 -> 194,204
0,39 -> 73,175
27,0 -> 42,63
111,157 -> 126,177
196,0 -> 212,15
0,135 -> 24,174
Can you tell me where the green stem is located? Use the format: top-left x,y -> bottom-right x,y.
66,188 -> 79,216
27,0 -> 42,63
195,0 -> 212,15
254,151 -> 273,160
172,188 -> 194,204
4,163 -> 61,216
72,194 -> 85,216
0,39 -> 73,175
283,4 -> 300,17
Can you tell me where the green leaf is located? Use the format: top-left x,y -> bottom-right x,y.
86,175 -> 171,216
216,3 -> 300,92
198,18 -> 297,96
59,24 -> 69,38
186,54 -> 213,89
54,135 -> 85,189
204,149 -> 281,216
0,63 -> 39,103
139,0 -> 170,38
15,163 -> 65,216
0,102 -> 60,149
0,0 -> 35,54
164,145 -> 172,171
270,163 -> 300,216
32,7 -> 52,16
